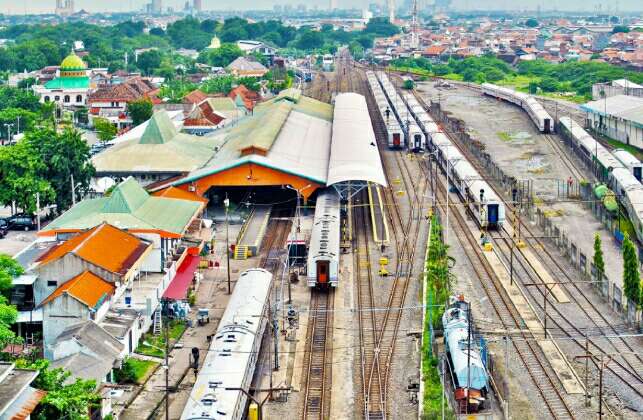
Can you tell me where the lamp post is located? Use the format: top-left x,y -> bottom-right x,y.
224,194 -> 231,295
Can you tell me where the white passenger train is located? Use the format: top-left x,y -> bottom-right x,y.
481,83 -> 554,133
180,268 -> 272,420
613,149 -> 642,182
431,130 -> 505,228
366,71 -> 405,148
559,117 -> 643,243
307,190 -> 341,288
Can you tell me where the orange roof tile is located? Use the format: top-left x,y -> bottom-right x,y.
152,186 -> 209,204
40,271 -> 115,309
36,223 -> 150,275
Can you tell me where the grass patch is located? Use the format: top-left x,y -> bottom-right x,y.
618,212 -> 636,239
136,319 -> 187,358
496,74 -> 539,90
497,131 -> 512,142
115,358 -> 158,384
422,217 -> 456,418
605,138 -> 643,161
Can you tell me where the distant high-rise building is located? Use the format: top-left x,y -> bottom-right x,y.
329,0 -> 337,10
151,0 -> 162,14
193,0 -> 202,12
55,0 -> 74,16
387,0 -> 395,22
434,0 -> 451,13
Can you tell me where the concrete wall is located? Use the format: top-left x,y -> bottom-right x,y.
586,112 -> 643,150
34,254 -> 118,306
42,294 -> 89,359
136,233 -> 163,272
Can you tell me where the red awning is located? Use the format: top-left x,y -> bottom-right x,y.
163,255 -> 200,300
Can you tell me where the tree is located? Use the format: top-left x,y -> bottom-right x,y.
612,25 -> 630,34
593,233 -> 605,281
0,254 -> 21,348
149,27 -> 165,37
363,17 -> 400,37
127,98 -> 153,126
348,41 -> 364,61
610,16 -> 620,24
16,359 -> 101,419
295,31 -> 325,51
525,18 -> 539,28
538,76 -> 560,92
25,128 -> 94,213
93,117 -> 117,143
622,233 -> 640,308
403,79 -> 415,90
0,141 -> 54,213
136,49 -> 162,76
197,43 -> 244,67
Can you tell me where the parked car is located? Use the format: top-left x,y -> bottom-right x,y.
0,219 -> 8,238
5,214 -> 36,231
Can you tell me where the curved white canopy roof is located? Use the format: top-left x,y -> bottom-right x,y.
327,93 -> 387,187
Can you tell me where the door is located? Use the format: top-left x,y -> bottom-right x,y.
487,204 -> 499,225
634,167 -> 642,182
544,119 -> 551,133
414,134 -> 422,150
393,133 -> 401,147
317,261 -> 329,284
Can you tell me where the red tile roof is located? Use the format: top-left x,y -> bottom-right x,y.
40,271 -> 115,309
183,89 -> 209,105
228,85 -> 259,110
184,99 -> 226,127
36,223 -> 150,275
89,77 -> 158,103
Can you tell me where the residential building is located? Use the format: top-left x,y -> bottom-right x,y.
581,95 -> 643,149
32,223 -> 152,354
88,77 -> 159,129
226,56 -> 269,78
32,51 -> 91,108
49,321 -> 124,384
592,79 -> 643,100
183,98 -> 246,135
228,84 -> 261,112
0,362 -> 46,419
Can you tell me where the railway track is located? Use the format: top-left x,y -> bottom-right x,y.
542,133 -> 587,181
301,289 -> 335,420
412,90 -> 643,408
354,61 -> 427,419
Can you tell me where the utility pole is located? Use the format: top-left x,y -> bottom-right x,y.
224,194 -> 231,294
504,336 -> 510,419
71,173 -> 76,206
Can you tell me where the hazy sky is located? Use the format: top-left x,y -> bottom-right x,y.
3,0 -> 641,14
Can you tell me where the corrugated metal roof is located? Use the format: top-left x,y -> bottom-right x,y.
43,178 -> 202,236
237,101 -> 292,153
581,95 -> 643,126
93,110 -> 223,174
327,93 -> 387,187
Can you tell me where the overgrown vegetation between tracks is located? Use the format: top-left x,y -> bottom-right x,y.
421,216 -> 455,419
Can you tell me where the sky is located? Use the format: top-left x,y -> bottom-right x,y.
2,0 -> 641,14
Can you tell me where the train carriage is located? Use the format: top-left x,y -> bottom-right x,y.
613,149 -> 643,182
367,70 -> 406,148
307,190 -> 341,288
181,268 -> 272,420
482,83 -> 553,133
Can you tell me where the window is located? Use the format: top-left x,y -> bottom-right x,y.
44,96 -> 50,102
76,95 -> 83,103
64,95 -> 70,103
54,96 -> 60,101
47,281 -> 57,287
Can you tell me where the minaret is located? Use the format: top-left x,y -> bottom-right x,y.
388,0 -> 395,22
411,0 -> 419,48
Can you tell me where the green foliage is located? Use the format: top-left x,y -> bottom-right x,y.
403,79 -> 415,90
136,320 -> 186,358
114,357 -> 157,384
136,49 -> 162,76
197,43 -> 244,67
525,18 -> 539,28
201,75 -> 236,95
348,41 -> 364,61
612,25 -> 630,34
0,254 -> 21,348
15,358 -> 100,420
127,98 -> 154,126
593,233 -> 605,280
390,57 -> 433,72
0,87 -> 41,112
622,234 -> 640,307
0,140 -> 54,213
25,127 -> 95,213
295,30 -> 325,51
363,17 -> 400,37
93,117 -> 117,143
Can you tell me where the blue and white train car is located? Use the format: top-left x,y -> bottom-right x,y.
181,268 -> 272,420
443,295 -> 489,413
307,190 -> 341,288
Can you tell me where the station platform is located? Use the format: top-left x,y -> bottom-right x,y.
235,205 -> 272,259
368,182 -> 389,246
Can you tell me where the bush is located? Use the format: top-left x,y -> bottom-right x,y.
403,79 -> 415,90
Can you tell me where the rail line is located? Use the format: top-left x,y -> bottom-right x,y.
542,133 -> 587,181
412,90 -> 643,406
301,289 -> 335,419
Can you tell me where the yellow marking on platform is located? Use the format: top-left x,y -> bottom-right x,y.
396,190 -> 406,196
392,178 -> 401,184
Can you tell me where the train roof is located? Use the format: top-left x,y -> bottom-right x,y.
180,268 -> 272,420
613,149 -> 642,168
307,190 -> 341,264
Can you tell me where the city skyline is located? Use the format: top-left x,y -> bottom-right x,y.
2,0 -> 642,14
